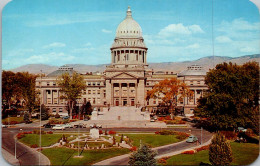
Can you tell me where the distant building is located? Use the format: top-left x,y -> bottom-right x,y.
36,7 -> 207,118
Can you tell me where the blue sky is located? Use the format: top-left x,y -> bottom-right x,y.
2,0 -> 260,69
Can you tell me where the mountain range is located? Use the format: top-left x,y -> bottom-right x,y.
9,54 -> 260,74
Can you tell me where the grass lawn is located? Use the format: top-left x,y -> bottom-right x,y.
41,147 -> 130,165
165,142 -> 259,165
68,141 -> 112,148
125,134 -> 181,148
19,134 -> 77,147
2,116 -> 24,124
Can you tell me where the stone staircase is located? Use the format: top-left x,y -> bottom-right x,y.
93,106 -> 150,121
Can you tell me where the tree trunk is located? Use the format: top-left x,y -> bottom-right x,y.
69,101 -> 74,120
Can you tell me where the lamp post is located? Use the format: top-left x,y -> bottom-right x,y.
15,128 -> 23,159
201,127 -> 203,145
39,69 -> 42,165
77,98 -> 82,157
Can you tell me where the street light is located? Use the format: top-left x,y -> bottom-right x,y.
77,98 -> 82,157
15,128 -> 23,159
39,69 -> 42,166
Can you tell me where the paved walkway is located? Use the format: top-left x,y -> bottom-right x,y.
2,129 -> 51,166
94,128 -> 213,165
1,148 -> 20,166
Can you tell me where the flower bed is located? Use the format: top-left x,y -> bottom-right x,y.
181,150 -> 195,154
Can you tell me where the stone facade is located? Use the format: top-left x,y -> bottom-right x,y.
36,7 -> 207,117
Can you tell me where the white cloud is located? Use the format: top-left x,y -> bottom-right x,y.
26,52 -> 74,64
158,23 -> 204,37
84,42 -> 92,46
218,18 -> 260,32
216,36 -> 232,43
240,47 -> 257,53
186,43 -> 200,49
102,29 -> 112,33
71,47 -> 95,53
43,42 -> 66,49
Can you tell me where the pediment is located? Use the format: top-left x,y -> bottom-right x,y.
111,72 -> 138,79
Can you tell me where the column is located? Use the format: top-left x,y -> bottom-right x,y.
127,83 -> 130,106
135,83 -> 138,107
112,83 -> 114,106
57,90 -> 59,104
119,83 -> 122,106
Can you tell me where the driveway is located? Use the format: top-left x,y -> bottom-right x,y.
94,128 -> 213,165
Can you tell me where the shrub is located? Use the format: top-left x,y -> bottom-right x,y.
158,130 -> 175,135
220,131 -> 237,140
175,132 -> 189,140
108,130 -> 116,135
99,130 -> 103,135
10,121 -> 18,125
154,131 -> 160,135
55,113 -> 60,118
17,133 -> 25,139
105,130 -> 108,135
63,119 -> 69,124
47,131 -> 53,134
130,146 -> 137,152
31,144 -> 39,148
245,128 -> 254,137
209,132 -> 233,165
195,145 -> 210,152
33,130 -> 46,135
158,158 -> 167,164
182,150 -> 195,154
70,119 -> 77,122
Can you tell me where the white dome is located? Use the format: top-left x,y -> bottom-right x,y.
115,7 -> 142,38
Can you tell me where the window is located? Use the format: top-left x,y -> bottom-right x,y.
83,90 -> 86,95
93,90 -> 96,94
153,100 -> 156,104
52,108 -> 56,112
93,82 -> 96,86
190,81 -> 193,85
53,82 -> 56,86
97,90 -> 100,94
93,98 -> 96,104
131,90 -> 135,93
53,98 -> 58,104
59,108 -> 63,112
147,101 -> 149,105
47,82 -> 50,86
88,82 -> 91,86
88,90 -> 91,94
97,82 -> 100,86
47,98 -> 51,104
197,81 -> 200,85
47,90 -> 51,94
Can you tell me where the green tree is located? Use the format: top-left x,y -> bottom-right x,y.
23,111 -> 30,123
40,104 -> 49,120
129,144 -> 157,166
57,72 -> 86,119
146,78 -> 192,118
209,132 -> 233,165
195,62 -> 259,133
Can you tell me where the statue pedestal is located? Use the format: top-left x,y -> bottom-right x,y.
91,111 -> 98,120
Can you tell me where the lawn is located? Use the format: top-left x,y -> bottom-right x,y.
165,142 -> 259,165
125,134 -> 181,148
19,134 -> 77,147
41,147 -> 130,165
2,116 -> 24,124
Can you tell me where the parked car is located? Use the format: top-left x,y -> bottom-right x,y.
43,123 -> 54,128
237,127 -> 247,132
186,135 -> 198,143
25,120 -> 33,124
74,123 -> 86,128
62,116 -> 70,120
182,118 -> 191,122
150,118 -> 155,122
52,125 -> 65,130
63,123 -> 72,128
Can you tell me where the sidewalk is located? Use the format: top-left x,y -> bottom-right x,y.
1,148 -> 20,166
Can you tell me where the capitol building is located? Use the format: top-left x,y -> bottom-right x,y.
36,7 -> 207,120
